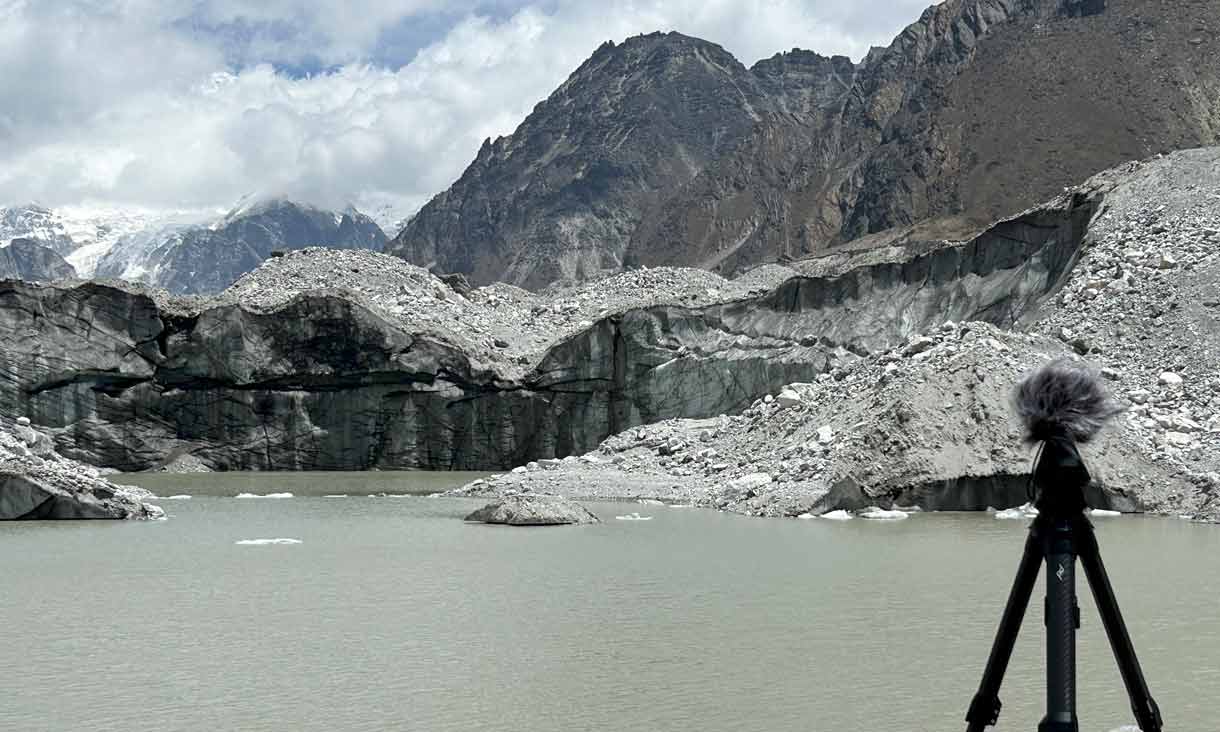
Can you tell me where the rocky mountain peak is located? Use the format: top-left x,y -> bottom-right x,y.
395,0 -> 1214,291
387,28 -> 775,289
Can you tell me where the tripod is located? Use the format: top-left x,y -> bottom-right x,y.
964,436 -> 1163,732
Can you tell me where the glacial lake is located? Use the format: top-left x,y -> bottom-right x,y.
2,472 -> 1219,732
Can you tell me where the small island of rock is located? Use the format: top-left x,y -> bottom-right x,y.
464,494 -> 600,526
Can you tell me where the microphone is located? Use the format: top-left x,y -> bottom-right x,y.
1012,359 -> 1124,513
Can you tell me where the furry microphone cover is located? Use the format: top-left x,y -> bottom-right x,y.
1013,359 -> 1125,444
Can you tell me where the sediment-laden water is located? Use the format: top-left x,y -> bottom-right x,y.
2,472 -> 1217,732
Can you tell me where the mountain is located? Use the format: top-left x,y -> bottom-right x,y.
94,199 -> 388,294
0,205 -> 75,255
0,239 -> 77,281
0,203 -> 204,277
389,0 -> 1220,288
387,32 -> 777,289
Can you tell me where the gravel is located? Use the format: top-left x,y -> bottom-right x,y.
1030,149 -> 1220,520
448,321 -> 1187,518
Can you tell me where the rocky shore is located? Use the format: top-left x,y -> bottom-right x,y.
447,322 -> 1191,518
0,417 -> 162,520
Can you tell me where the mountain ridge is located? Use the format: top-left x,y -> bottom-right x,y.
0,198 -> 388,294
388,0 -> 1220,289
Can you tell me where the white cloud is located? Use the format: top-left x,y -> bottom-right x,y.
0,0 -> 934,219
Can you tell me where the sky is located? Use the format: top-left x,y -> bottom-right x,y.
0,0 -> 934,222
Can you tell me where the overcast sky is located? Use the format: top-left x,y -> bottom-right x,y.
0,0 -> 933,218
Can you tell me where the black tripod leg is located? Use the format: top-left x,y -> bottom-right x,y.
966,531 -> 1043,732
1077,523 -> 1164,732
1039,518 -> 1079,732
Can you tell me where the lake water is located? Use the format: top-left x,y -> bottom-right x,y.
2,472 -> 1218,732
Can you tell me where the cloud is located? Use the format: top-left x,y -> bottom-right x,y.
0,0 -> 936,219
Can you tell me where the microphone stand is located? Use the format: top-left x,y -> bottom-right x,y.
964,435 -> 1163,732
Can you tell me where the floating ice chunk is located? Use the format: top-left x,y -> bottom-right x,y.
323,494 -> 348,498
235,538 -> 302,546
1089,509 -> 1122,517
615,512 -> 653,521
149,495 -> 192,500
994,502 -> 1039,520
235,492 -> 294,499
797,513 -> 816,520
637,498 -> 665,506
860,507 -> 908,521
819,510 -> 854,521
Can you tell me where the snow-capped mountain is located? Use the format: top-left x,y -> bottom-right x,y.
0,203 -> 214,277
1,198 -> 387,293
0,205 -> 75,254
94,198 -> 388,294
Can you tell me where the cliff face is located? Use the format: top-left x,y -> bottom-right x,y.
0,180 -> 1098,472
390,0 -> 1220,289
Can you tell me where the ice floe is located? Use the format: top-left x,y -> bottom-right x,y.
1089,509 -> 1122,517
993,503 -> 1039,520
235,492 -> 294,499
819,510 -> 855,521
234,538 -> 302,545
615,512 -> 654,521
859,507 -> 909,521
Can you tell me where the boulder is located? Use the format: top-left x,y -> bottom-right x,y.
0,473 -> 158,520
0,419 -> 162,520
464,494 -> 600,526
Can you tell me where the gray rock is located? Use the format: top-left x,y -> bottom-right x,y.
775,389 -> 803,408
0,419 -> 161,520
0,238 -> 77,281
0,473 -> 152,520
464,494 -> 600,526
902,337 -> 937,357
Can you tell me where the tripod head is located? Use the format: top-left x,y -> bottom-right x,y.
1014,359 -> 1123,516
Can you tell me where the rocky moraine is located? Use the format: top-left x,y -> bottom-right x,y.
1,149 -> 1219,521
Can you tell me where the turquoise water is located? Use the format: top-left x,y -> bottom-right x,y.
1,472 -> 1217,732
